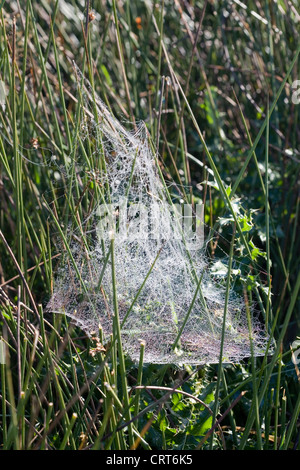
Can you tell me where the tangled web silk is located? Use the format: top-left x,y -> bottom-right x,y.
47,71 -> 270,365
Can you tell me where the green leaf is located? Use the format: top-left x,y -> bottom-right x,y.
239,215 -> 253,232
249,240 -> 266,260
101,65 -> 113,86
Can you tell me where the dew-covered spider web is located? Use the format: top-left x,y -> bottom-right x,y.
46,68 -> 270,365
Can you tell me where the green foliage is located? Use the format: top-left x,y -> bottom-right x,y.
0,0 -> 299,451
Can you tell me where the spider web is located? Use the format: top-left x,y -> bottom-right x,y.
46,67 -> 271,365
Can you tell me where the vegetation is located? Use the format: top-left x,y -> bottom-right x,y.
0,0 -> 299,450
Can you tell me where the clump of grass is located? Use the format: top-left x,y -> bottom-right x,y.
0,0 -> 299,450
